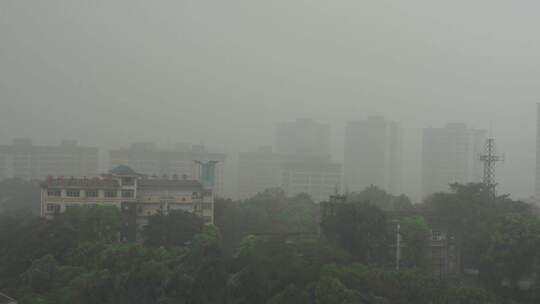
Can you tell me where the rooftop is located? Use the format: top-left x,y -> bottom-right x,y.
41,177 -> 119,189
110,165 -> 138,176
138,179 -> 203,189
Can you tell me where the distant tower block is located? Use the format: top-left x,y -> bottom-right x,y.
479,138 -> 504,192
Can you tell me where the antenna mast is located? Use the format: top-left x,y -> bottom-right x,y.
479,138 -> 503,193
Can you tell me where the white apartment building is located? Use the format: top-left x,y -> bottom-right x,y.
41,165 -> 214,234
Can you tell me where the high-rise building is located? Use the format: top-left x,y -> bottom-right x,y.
421,123 -> 485,198
237,146 -> 284,199
238,119 -> 340,202
344,116 -> 403,194
275,119 -> 330,157
536,103 -> 540,199
109,143 -> 226,196
0,139 -> 99,180
280,157 -> 342,204
237,147 -> 341,203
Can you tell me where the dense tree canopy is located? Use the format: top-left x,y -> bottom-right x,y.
321,201 -> 390,264
400,216 -> 431,269
143,209 -> 204,247
1,185 -> 540,303
347,185 -> 413,211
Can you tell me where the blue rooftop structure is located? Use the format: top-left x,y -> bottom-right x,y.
110,165 -> 137,176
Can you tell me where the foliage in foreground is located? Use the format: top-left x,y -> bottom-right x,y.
2,184 -> 540,303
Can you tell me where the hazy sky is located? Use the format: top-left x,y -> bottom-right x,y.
1,0 -> 539,199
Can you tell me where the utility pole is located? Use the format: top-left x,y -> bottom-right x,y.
479,138 -> 503,194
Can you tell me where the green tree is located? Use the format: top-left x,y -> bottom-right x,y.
422,183 -> 531,270
446,288 -> 496,304
348,185 -> 413,211
60,205 -> 123,242
268,284 -> 310,304
143,210 -> 204,247
321,202 -> 390,263
400,216 -> 431,269
315,276 -> 361,304
481,214 -> 540,292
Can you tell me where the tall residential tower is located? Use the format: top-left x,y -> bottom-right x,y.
422,123 -> 485,198
344,116 -> 403,194
535,103 -> 540,199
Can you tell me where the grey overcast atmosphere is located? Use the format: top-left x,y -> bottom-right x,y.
1,0 -> 539,200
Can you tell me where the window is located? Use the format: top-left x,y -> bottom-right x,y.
203,216 -> 213,224
122,177 -> 134,186
47,189 -> 61,197
86,190 -> 98,198
105,190 -> 117,198
46,203 -> 60,213
122,190 -> 134,198
432,230 -> 444,241
202,202 -> 213,210
66,190 -> 80,197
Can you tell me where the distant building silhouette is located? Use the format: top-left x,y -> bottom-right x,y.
0,139 -> 98,181
109,143 -> 226,196
535,103 -> 540,200
238,147 -> 341,203
275,119 -> 330,157
344,116 -> 402,194
422,123 -> 485,197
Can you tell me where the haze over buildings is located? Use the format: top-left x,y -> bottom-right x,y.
238,119 -> 341,203
110,143 -> 226,196
344,116 -> 402,194
422,123 -> 486,198
1,1 -> 540,198
536,104 -> 540,199
275,119 -> 330,157
0,139 -> 99,180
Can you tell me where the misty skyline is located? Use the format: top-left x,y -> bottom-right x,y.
1,1 -> 539,198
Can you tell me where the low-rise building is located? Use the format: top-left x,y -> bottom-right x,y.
40,165 -> 214,237
110,143 -> 226,196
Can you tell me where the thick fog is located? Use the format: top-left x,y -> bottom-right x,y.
1,0 -> 539,200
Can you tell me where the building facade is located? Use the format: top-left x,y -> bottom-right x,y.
109,143 -> 226,196
422,123 -> 485,198
536,103 -> 540,199
344,116 -> 403,194
275,119 -> 331,157
238,147 -> 341,203
40,165 -> 214,236
0,139 -> 99,181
